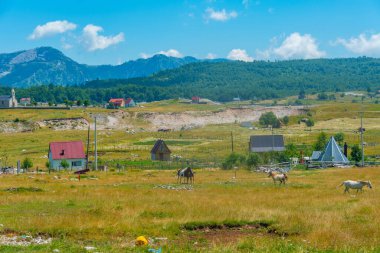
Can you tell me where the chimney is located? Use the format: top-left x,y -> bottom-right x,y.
344,142 -> 348,157
60,149 -> 65,156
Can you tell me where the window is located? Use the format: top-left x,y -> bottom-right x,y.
72,161 -> 82,167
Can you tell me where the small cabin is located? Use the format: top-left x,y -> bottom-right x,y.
151,139 -> 171,161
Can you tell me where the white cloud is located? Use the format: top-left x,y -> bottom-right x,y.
82,24 -> 124,51
205,8 -> 238,22
157,49 -> 183,57
140,49 -> 183,59
335,33 -> 380,55
206,53 -> 217,59
227,49 -> 253,62
272,32 -> 325,59
28,20 -> 76,40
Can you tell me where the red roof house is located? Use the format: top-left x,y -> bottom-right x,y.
192,96 -> 200,104
48,141 -> 86,170
109,98 -> 126,108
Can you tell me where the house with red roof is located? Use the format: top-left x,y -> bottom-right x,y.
108,98 -> 135,108
48,141 -> 86,170
109,98 -> 126,108
191,96 -> 200,104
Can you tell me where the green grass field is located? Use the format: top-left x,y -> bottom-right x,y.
0,97 -> 380,252
0,168 -> 379,252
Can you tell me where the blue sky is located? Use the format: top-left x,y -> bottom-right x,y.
1,0 -> 380,65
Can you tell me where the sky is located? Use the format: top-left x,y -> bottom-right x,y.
1,0 -> 380,65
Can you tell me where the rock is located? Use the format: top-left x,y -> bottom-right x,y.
84,246 -> 97,251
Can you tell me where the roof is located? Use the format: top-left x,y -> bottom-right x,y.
125,98 -> 134,104
49,141 -> 86,160
109,98 -> 125,105
250,135 -> 285,152
192,96 -> 200,100
0,95 -> 11,99
20,98 -> 31,101
318,137 -> 349,164
311,151 -> 322,160
151,139 -> 171,154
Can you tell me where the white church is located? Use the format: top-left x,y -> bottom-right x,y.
0,89 -> 18,108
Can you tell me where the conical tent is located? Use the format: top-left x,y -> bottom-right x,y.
319,137 -> 349,164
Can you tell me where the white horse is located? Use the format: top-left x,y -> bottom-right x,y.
338,180 -> 372,193
268,171 -> 288,185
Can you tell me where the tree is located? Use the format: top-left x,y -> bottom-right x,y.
350,144 -> 362,163
314,132 -> 327,151
84,100 -> 90,107
76,100 -> 82,106
246,153 -> 261,168
22,157 -> 33,170
305,118 -> 314,131
259,112 -> 281,128
282,116 -> 289,126
317,93 -> 328,100
298,89 -> 306,99
284,143 -> 298,159
45,161 -> 50,169
334,132 -> 345,146
60,159 -> 70,169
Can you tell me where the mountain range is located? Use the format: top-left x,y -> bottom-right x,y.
0,47 -> 209,87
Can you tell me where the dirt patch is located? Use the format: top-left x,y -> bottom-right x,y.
180,220 -> 293,246
37,117 -> 89,130
143,106 -> 303,131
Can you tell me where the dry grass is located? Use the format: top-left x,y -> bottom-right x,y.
0,168 -> 379,252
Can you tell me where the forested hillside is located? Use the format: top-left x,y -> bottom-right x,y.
1,57 -> 380,104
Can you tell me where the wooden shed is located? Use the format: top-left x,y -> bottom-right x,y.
249,135 -> 285,152
151,139 -> 171,161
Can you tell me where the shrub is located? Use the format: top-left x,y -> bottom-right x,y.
22,157 -> 33,170
246,153 -> 261,168
60,159 -> 70,169
259,112 -> 281,128
351,144 -> 362,163
222,153 -> 246,170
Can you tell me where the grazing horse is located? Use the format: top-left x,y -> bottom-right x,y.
177,167 -> 194,184
268,171 -> 288,185
338,180 -> 372,193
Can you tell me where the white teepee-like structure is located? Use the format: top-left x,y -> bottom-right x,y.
318,136 -> 349,164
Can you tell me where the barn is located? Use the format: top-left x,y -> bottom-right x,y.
48,141 -> 87,170
151,139 -> 171,161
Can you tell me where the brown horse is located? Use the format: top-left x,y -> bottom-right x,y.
268,171 -> 288,185
177,167 -> 194,184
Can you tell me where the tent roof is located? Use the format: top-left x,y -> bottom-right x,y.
319,137 -> 349,164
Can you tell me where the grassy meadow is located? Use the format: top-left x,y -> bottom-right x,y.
0,96 -> 380,252
0,168 -> 379,252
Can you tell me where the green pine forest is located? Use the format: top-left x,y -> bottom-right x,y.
1,57 -> 380,104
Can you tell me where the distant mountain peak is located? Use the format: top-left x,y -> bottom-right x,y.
0,47 -> 202,87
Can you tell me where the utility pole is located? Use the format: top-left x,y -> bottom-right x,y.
271,125 -> 274,151
231,131 -> 234,153
86,126 -> 90,170
360,112 -> 364,167
94,117 -> 98,171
